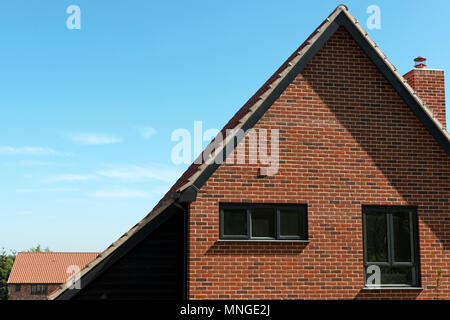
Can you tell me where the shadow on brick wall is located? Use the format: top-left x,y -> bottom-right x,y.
205,241 -> 308,255
354,288 -> 422,300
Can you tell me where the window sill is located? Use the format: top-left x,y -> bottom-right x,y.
362,286 -> 423,291
217,239 -> 310,243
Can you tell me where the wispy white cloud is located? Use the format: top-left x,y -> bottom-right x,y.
43,174 -> 92,183
0,146 -> 70,156
14,160 -> 57,167
136,126 -> 157,140
97,164 -> 181,183
90,188 -> 153,199
15,187 -> 80,193
67,133 -> 123,145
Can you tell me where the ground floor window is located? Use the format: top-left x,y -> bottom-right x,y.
31,284 -> 48,295
220,203 -> 307,240
362,206 -> 420,287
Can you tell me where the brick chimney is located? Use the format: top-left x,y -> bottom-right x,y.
404,57 -> 446,129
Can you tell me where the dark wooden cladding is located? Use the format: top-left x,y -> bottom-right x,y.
71,209 -> 185,300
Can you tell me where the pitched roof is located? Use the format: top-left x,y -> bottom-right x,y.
49,4 -> 450,299
7,252 -> 99,284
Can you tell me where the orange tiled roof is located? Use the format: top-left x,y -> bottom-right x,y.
7,252 -> 99,284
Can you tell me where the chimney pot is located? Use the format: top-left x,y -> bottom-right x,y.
414,56 -> 427,69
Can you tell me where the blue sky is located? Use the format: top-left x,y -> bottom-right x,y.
1,0 -> 449,252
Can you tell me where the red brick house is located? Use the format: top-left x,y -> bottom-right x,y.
7,252 -> 98,300
49,5 -> 449,300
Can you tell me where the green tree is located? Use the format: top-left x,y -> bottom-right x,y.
28,244 -> 51,252
0,249 -> 16,300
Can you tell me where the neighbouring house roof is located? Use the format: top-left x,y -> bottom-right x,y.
7,252 -> 99,284
49,4 -> 450,300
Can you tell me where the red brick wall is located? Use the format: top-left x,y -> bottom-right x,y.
8,284 -> 59,300
404,68 -> 446,128
187,27 -> 450,299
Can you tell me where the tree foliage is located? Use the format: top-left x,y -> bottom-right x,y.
28,244 -> 51,252
0,249 -> 16,300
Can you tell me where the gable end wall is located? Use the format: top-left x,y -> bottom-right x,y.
187,27 -> 450,300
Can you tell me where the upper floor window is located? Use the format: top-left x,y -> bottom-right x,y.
15,284 -> 21,292
220,203 -> 307,240
31,284 -> 48,295
362,206 -> 420,287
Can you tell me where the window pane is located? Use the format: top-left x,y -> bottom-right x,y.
392,211 -> 412,262
32,285 -> 47,295
223,209 -> 247,236
251,208 -> 275,238
280,208 -> 302,236
365,211 -> 388,262
365,266 -> 415,286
